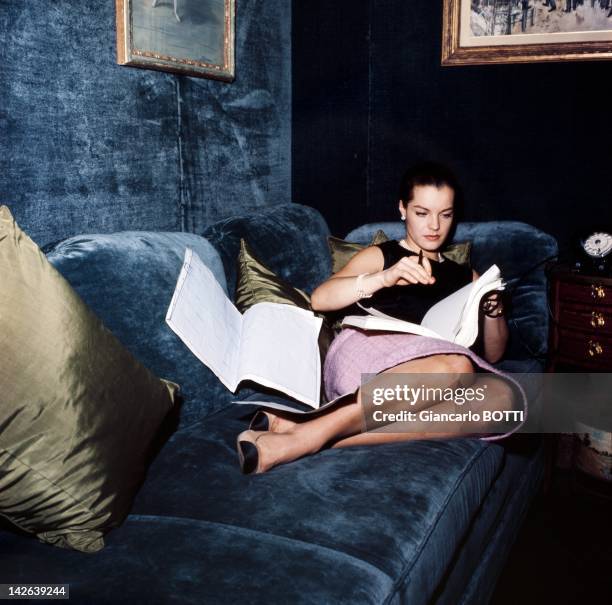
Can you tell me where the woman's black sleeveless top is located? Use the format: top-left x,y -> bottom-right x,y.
359,240 -> 472,323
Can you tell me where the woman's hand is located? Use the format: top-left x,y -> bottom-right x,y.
381,255 -> 436,287
479,291 -> 507,364
480,291 -> 504,318
311,246 -> 434,312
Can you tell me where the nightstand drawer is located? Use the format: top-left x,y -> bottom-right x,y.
558,304 -> 612,334
558,280 -> 611,306
557,328 -> 612,366
547,264 -> 612,371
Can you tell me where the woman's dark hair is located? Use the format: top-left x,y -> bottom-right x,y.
398,161 -> 464,241
398,161 -> 461,207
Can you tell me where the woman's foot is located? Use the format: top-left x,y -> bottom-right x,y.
236,430 -> 268,474
236,428 -> 320,474
249,410 -> 297,433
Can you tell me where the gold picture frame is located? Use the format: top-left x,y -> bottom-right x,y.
116,0 -> 235,81
442,1 -> 612,65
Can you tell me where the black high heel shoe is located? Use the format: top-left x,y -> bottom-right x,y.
236,430 -> 267,474
248,410 -> 272,432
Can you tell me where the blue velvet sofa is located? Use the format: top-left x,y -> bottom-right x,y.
1,203 -> 557,604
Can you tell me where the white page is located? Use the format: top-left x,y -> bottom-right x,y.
353,302 -> 444,338
353,265 -> 503,347
454,266 -> 504,346
165,249 -> 242,392
462,265 -> 502,319
420,281 -> 473,341
421,265 -> 503,344
232,391 -> 357,415
240,302 -> 322,407
455,283 -> 505,347
356,301 -> 399,320
341,314 -> 444,340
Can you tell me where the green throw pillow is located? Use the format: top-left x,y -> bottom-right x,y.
329,231 -> 471,273
235,239 -> 335,397
328,229 -> 389,274
235,239 -> 312,310
441,241 -> 472,266
0,206 -> 179,553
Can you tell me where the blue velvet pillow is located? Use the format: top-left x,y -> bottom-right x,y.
203,203 -> 332,299
46,232 -> 233,426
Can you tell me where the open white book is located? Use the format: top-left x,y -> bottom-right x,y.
342,265 -> 505,348
165,249 -> 323,407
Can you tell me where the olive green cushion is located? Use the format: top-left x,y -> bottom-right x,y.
0,206 -> 179,553
329,230 -> 471,273
328,229 -> 389,274
235,239 -> 313,310
442,241 -> 472,266
235,239 -> 334,397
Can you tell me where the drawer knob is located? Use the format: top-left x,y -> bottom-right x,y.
591,284 -> 606,300
587,340 -> 603,357
591,311 -> 605,328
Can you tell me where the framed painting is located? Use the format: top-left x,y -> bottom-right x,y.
442,1 -> 612,65
116,0 -> 235,81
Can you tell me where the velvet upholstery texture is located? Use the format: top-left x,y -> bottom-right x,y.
0,206 -> 554,603
203,203 -> 332,298
0,0 -> 291,246
180,0 -> 292,232
2,404 -> 519,604
346,221 -> 558,361
130,407 -> 505,601
434,437 -> 545,604
46,231 -> 228,426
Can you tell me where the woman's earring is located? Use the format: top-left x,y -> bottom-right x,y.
400,215 -> 406,221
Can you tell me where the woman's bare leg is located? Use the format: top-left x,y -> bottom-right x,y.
258,353 -> 473,435
247,353 -> 478,472
331,372 -> 517,448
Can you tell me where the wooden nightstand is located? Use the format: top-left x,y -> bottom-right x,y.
547,264 -> 612,372
544,264 -> 612,496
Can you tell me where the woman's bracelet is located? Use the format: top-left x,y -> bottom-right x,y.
484,306 -> 504,318
355,273 -> 373,299
481,294 -> 504,318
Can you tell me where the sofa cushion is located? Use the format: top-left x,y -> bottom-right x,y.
236,238 -> 312,309
0,207 -> 178,553
45,231 -> 230,425
330,231 -> 471,274
134,406 -> 506,602
203,203 -> 332,299
441,241 -> 472,267
328,229 -> 389,273
346,221 -> 558,361
1,403 -> 511,603
434,437 -> 545,604
0,514 -> 394,604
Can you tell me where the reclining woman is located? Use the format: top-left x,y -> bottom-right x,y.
237,161 -> 523,474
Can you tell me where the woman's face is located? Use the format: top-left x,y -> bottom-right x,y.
399,184 -> 455,255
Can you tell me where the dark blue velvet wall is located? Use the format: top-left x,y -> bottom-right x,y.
0,1 -> 291,247
293,0 -> 612,249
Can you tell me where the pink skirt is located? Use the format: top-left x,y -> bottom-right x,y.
323,328 -> 527,441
